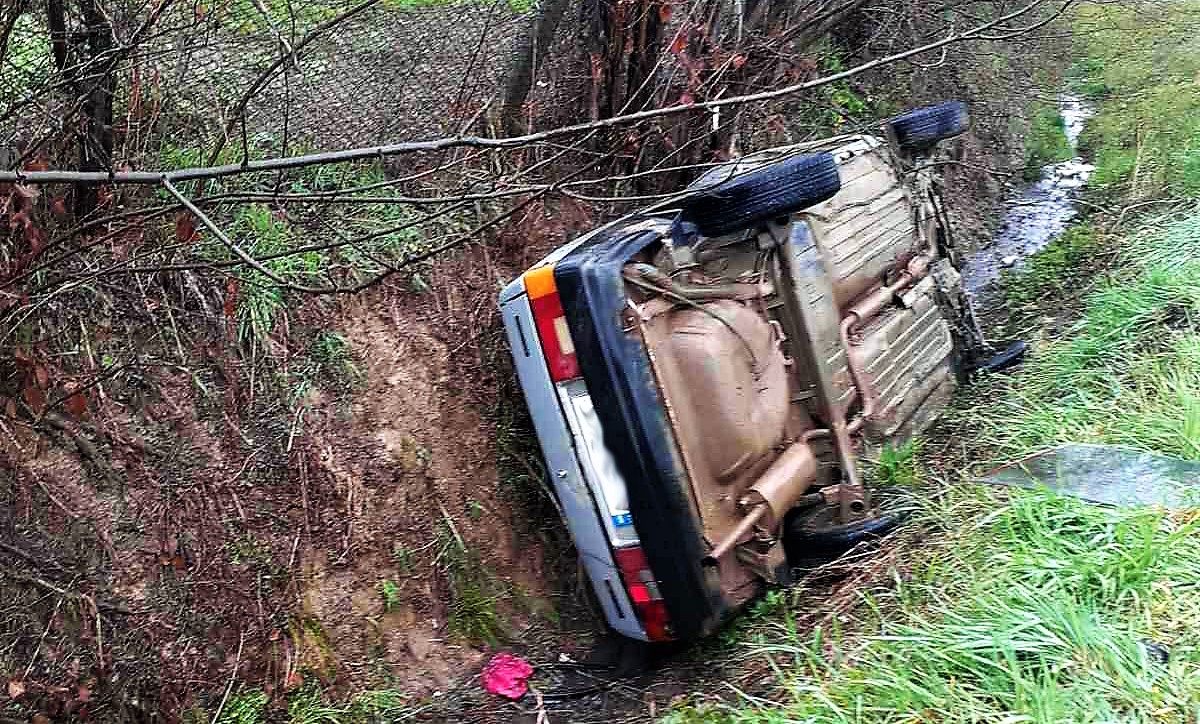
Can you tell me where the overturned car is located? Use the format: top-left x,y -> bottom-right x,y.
499,102 -> 982,641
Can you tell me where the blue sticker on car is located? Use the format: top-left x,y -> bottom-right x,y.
611,513 -> 633,527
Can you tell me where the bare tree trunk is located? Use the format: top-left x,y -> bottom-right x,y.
499,0 -> 573,136
74,0 -> 115,217
624,0 -> 664,113
47,0 -> 68,73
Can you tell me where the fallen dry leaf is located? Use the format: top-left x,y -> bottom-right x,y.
175,213 -> 199,244
7,678 -> 26,699
65,389 -> 89,420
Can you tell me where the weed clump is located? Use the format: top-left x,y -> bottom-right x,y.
438,523 -> 507,646
1023,104 -> 1073,180
1002,224 -> 1105,307
217,688 -> 268,724
376,580 -> 401,612
1072,3 -> 1200,199
874,440 -> 922,489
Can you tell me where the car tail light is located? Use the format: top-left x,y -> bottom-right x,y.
614,546 -> 673,641
523,265 -> 581,382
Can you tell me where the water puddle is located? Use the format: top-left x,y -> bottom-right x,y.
961,97 -> 1095,297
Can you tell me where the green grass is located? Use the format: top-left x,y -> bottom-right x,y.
973,215 -> 1200,462
156,155 -> 467,356
227,204 -> 326,353
1002,224 -> 1106,307
346,689 -> 412,723
376,580 -> 401,612
291,331 -> 362,401
873,440 -> 922,489
218,688 -> 269,724
1024,104 -> 1073,180
283,686 -> 413,724
1071,3 -> 1200,199
1066,57 -> 1108,101
672,485 -> 1200,724
438,523 -> 506,646
288,687 -> 351,724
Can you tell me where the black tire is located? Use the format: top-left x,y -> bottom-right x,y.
681,152 -> 841,237
783,492 -> 915,565
889,101 -> 969,152
968,340 -> 1028,376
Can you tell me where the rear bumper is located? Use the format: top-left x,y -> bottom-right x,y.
500,291 -> 649,641
553,220 -> 727,640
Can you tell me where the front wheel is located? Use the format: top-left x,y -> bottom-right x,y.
889,101 -> 969,153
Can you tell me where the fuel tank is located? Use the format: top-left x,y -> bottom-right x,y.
639,299 -> 789,542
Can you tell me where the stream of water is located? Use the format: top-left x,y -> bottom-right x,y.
961,97 -> 1095,297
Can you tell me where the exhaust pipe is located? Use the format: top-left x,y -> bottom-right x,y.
703,441 -> 819,565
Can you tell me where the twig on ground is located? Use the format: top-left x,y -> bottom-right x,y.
436,499 -> 465,551
210,631 -> 247,724
298,449 -> 312,538
23,595 -> 66,679
1,567 -> 132,614
286,405 -> 304,453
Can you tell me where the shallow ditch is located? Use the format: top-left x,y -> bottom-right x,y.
961,96 -> 1094,299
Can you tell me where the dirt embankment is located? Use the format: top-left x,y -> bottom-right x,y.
0,194 -> 598,720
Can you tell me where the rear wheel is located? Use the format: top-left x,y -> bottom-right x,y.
782,491 -> 915,565
889,101 -> 969,152
681,152 -> 841,237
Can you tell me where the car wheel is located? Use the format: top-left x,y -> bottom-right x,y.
681,152 -> 841,237
783,491 -> 914,564
889,101 -> 969,152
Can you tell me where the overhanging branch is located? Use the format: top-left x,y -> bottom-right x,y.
0,0 -> 1067,186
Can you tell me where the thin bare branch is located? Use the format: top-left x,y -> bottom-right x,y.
1,0 -> 1063,186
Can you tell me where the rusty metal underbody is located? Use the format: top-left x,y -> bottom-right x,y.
624,136 -> 960,601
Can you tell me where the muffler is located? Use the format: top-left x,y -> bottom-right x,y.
703,440 -> 819,564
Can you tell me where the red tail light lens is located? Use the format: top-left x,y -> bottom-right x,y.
614,546 -> 673,641
524,265 -> 581,382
